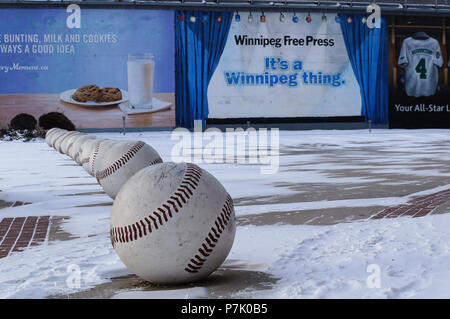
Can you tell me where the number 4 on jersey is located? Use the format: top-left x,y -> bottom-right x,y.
415,58 -> 427,79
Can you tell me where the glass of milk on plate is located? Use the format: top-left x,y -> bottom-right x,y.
127,53 -> 155,108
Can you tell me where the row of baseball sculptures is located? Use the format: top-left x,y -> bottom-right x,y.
45,128 -> 236,285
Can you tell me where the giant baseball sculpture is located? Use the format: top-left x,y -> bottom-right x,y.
95,140 -> 162,199
47,128 -> 66,147
51,130 -> 68,149
60,132 -> 85,155
54,131 -> 79,153
45,128 -> 61,146
80,138 -> 104,175
89,139 -> 120,177
68,135 -> 96,164
110,162 -> 236,284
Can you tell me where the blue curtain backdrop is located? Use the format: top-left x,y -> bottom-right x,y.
339,14 -> 389,125
175,11 -> 233,128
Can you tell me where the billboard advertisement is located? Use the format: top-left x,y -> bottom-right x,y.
0,7 -> 175,129
207,12 -> 363,119
389,16 -> 450,128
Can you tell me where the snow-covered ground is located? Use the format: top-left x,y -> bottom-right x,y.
0,129 -> 449,298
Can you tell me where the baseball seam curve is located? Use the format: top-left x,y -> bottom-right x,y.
95,141 -> 162,182
184,194 -> 234,273
90,143 -> 101,174
110,163 -> 203,247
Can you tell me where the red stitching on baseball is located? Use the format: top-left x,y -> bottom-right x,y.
144,217 -> 153,233
202,243 -> 212,253
174,192 -> 187,203
191,258 -> 203,266
208,233 -> 218,243
206,236 -> 216,247
199,248 -> 210,257
195,255 -> 206,263
183,180 -> 197,189
140,220 -> 147,236
215,221 -> 222,233
179,185 -> 193,196
96,142 -> 162,181
154,212 -> 163,226
149,215 -> 159,230
177,188 -> 190,199
91,144 -> 100,173
136,222 -> 142,238
116,228 -> 121,243
118,227 -> 123,244
171,196 -> 182,208
184,267 -> 197,273
121,227 -> 126,243
158,207 -> 168,222
167,200 -> 178,213
122,226 -> 127,242
183,195 -> 234,274
187,176 -> 200,184
132,224 -> 138,240
149,158 -> 162,166
162,204 -> 172,218
128,225 -> 133,242
186,264 -> 201,271
110,163 -> 203,247
220,212 -> 229,223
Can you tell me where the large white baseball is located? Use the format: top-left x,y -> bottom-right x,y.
54,131 -> 79,153
45,128 -> 60,146
49,129 -> 66,147
88,139 -> 119,177
95,141 -> 162,199
80,138 -> 104,176
70,135 -> 96,164
51,130 -> 69,149
110,162 -> 236,284
60,132 -> 85,155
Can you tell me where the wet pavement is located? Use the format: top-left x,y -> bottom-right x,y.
49,263 -> 277,299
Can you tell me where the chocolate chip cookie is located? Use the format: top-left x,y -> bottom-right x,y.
96,87 -> 123,102
72,85 -> 100,102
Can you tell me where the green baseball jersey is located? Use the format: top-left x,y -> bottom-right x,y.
398,36 -> 443,97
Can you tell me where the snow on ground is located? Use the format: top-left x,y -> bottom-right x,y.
0,129 -> 449,298
236,215 -> 450,298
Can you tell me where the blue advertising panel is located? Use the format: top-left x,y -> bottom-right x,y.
0,7 -> 175,129
208,12 -> 362,119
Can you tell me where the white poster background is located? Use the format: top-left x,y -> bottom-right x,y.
207,13 -> 362,118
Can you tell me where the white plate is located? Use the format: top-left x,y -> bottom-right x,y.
60,88 -> 128,107
119,98 -> 172,115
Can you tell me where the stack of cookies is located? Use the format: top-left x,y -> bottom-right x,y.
72,85 -> 123,103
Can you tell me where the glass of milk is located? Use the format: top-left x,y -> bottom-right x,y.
127,53 -> 155,108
